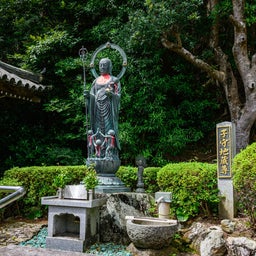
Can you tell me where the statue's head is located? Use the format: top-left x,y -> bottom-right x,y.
108,129 -> 115,136
99,58 -> 112,75
96,139 -> 102,146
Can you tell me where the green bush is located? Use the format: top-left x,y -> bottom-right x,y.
157,162 -> 219,221
143,167 -> 161,193
116,166 -> 137,191
233,142 -> 256,229
116,166 -> 161,193
0,166 -> 86,218
1,162 -> 220,221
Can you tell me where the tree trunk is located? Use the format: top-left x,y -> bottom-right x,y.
236,100 -> 256,151
230,0 -> 256,152
161,0 -> 256,153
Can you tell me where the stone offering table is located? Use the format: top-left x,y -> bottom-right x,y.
41,195 -> 106,252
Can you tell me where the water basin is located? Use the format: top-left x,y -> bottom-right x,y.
126,217 -> 178,249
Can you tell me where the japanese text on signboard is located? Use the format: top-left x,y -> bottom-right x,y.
217,126 -> 232,178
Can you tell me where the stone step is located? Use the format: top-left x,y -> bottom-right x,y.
0,244 -> 94,256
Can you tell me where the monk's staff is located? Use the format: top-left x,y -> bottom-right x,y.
79,46 -> 89,158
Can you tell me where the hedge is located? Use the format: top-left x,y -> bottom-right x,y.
0,165 -> 86,218
157,162 -> 219,221
233,142 -> 256,229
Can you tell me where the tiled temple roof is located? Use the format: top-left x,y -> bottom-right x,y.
0,61 -> 50,103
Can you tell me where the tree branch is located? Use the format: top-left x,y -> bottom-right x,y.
230,0 -> 255,90
229,14 -> 245,30
161,36 -> 225,82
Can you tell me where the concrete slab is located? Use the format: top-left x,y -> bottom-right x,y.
0,244 -> 94,256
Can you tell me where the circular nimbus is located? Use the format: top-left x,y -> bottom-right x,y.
90,42 -> 127,79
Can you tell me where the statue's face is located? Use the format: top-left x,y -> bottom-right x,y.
99,58 -> 111,75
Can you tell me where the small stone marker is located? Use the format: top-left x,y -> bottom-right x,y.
135,156 -> 146,193
216,122 -> 236,219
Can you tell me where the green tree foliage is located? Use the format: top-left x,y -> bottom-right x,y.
0,0 -> 222,173
120,55 -> 220,166
233,142 -> 256,229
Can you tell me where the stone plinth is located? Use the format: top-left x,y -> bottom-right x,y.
41,196 -> 106,252
96,175 -> 130,193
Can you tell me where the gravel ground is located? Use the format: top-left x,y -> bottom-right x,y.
20,227 -> 132,256
0,220 -> 45,248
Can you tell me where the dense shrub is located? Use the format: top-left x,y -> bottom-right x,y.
0,166 -> 86,218
157,162 -> 219,221
1,162 -> 220,221
233,142 -> 256,229
116,166 -> 161,193
116,166 -> 137,191
143,167 -> 161,193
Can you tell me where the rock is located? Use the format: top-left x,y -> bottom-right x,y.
182,220 -> 256,256
99,192 -> 154,244
126,242 -> 178,256
200,226 -> 226,256
220,219 -> 236,234
226,237 -> 256,255
183,223 -> 226,256
183,222 -> 208,252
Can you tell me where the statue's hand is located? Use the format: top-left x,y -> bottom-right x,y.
105,87 -> 113,96
84,90 -> 90,98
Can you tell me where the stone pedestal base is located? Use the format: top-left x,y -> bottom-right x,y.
96,175 -> 130,193
46,237 -> 84,253
136,187 -> 145,193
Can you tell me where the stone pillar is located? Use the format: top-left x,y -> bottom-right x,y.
216,122 -> 236,219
